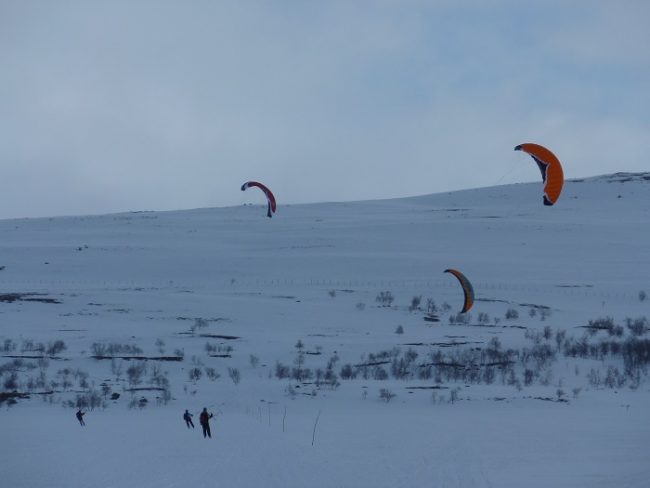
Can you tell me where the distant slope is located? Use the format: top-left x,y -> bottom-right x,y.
0,173 -> 648,292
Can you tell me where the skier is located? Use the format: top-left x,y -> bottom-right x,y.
76,409 -> 85,426
183,409 -> 194,429
199,407 -> 213,438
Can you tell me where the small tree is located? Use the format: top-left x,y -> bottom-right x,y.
395,325 -> 404,335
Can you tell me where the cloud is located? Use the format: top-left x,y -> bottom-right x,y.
0,0 -> 648,218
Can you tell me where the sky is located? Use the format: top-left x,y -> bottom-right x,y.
1,0 -> 649,219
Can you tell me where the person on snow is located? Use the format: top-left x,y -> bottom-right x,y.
199,407 -> 214,438
183,409 -> 194,429
76,409 -> 86,426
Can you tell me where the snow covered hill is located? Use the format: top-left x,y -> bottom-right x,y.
1,175 -> 649,488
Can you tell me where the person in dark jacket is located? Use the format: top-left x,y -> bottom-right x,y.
76,409 -> 85,426
183,409 -> 194,429
199,408 -> 213,438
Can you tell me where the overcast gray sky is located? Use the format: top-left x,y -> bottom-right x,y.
1,0 -> 648,219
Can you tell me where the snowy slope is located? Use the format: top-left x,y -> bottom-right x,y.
1,174 -> 649,488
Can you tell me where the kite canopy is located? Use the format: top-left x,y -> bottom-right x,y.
444,268 -> 474,313
514,143 -> 564,206
241,181 -> 277,218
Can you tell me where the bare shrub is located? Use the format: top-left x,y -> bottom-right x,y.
608,325 -> 625,338
285,384 -> 297,398
543,326 -> 553,341
323,367 -> 339,389
46,340 -> 66,356
604,366 -> 626,389
448,387 -> 461,404
228,367 -> 241,385
328,289 -> 336,298
74,369 -> 89,389
339,364 -> 355,380
91,342 -> 142,357
449,313 -> 470,325
21,340 -> 44,353
379,388 -> 396,403
205,367 -> 220,381
505,308 -> 519,320
373,367 -> 389,380
524,369 -> 535,386
356,302 -> 366,311
190,318 -> 209,335
188,367 -> 202,383
149,365 -> 169,389
376,291 -> 395,307
249,354 -> 260,368
275,362 -> 290,379
588,368 -> 601,387
3,372 -> 18,390
419,364 -> 432,380
640,290 -> 647,302
127,363 -> 147,386
291,365 -> 312,382
159,389 -> 172,405
478,312 -> 490,324
111,359 -> 123,379
626,317 -> 649,336
57,368 -> 73,390
75,390 -> 104,410
587,317 -> 615,331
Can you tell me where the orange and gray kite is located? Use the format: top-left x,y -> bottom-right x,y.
241,181 -> 277,218
444,268 -> 474,313
514,143 -> 564,206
